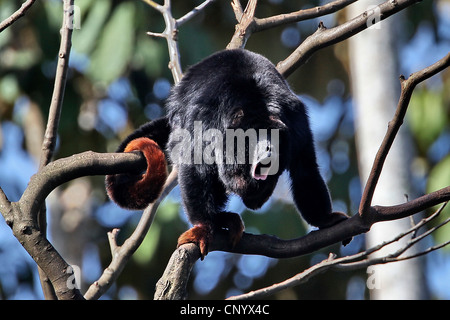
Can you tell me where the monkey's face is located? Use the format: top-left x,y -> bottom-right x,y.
215,106 -> 287,209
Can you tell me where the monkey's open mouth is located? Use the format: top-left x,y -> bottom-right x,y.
251,161 -> 270,180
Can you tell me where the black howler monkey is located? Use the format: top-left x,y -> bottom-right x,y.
106,49 -> 349,258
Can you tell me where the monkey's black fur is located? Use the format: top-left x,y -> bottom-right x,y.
106,49 -> 348,255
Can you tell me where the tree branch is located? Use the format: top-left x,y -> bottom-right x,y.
359,52 -> 450,216
227,203 -> 450,300
39,0 -> 74,167
0,0 -> 37,33
253,0 -> 357,32
177,0 -> 217,27
0,151 -> 146,299
33,0 -> 75,299
144,0 -> 215,83
276,0 -> 422,77
226,0 -> 258,49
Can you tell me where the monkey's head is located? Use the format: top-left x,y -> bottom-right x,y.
211,80 -> 288,210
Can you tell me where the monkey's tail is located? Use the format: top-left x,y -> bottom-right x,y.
105,117 -> 170,210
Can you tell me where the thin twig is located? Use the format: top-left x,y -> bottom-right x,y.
0,0 -> 37,33
143,0 -> 182,83
39,0 -> 75,167
177,0 -> 217,27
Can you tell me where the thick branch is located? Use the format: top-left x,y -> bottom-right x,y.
0,151 -> 145,300
20,151 -> 146,217
227,203 -> 450,300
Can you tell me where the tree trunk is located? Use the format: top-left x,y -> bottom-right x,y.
347,0 -> 427,299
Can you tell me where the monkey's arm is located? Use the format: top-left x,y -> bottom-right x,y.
289,139 -> 349,229
176,165 -> 244,258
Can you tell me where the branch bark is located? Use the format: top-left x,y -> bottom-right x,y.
226,0 -> 357,50
227,0 -> 258,49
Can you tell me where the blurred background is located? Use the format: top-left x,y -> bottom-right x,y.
0,0 -> 449,299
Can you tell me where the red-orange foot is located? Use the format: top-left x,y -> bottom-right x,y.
177,224 -> 212,260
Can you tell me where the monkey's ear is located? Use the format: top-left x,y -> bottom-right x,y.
269,115 -> 287,129
106,137 -> 168,210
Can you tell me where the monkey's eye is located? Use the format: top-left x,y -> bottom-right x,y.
231,109 -> 244,126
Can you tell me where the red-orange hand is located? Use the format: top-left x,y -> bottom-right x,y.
177,224 -> 213,260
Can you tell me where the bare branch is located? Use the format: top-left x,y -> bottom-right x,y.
226,0 -> 258,49
359,52 -> 450,216
141,0 -> 164,11
228,203 -> 450,300
34,0 -> 75,299
154,243 -> 199,300
0,187 -> 12,224
0,0 -> 37,33
276,0 -> 423,77
155,14 -> 449,299
177,0 -> 217,27
254,0 -> 357,32
230,0 -> 244,22
143,0 -> 183,83
39,0 -> 75,167
227,253 -> 338,300
155,190 -> 450,299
